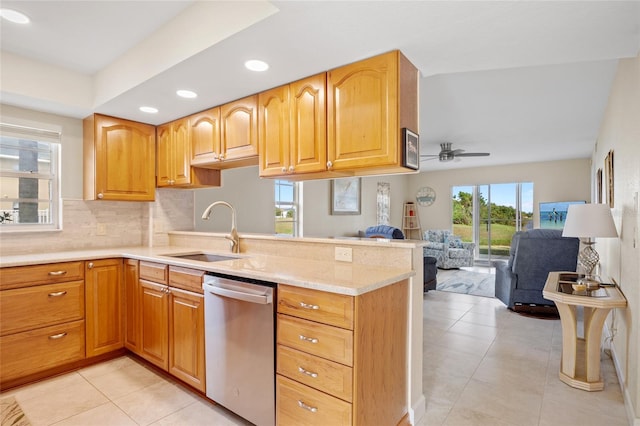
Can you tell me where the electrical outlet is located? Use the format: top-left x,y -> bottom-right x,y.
96,223 -> 107,236
335,247 -> 353,262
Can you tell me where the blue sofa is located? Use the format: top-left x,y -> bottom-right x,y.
494,229 -> 580,309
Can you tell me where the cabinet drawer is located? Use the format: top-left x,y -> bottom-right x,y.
278,285 -> 354,329
277,375 -> 351,426
0,320 -> 85,382
169,266 -> 204,294
277,314 -> 353,366
0,280 -> 84,336
277,345 -> 352,402
0,262 -> 84,290
140,261 -> 168,284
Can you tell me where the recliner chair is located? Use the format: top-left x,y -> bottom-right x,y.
494,229 -> 579,309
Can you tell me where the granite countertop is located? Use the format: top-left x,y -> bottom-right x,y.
0,246 -> 415,296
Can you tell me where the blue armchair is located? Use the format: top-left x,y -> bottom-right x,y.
494,229 -> 579,309
423,229 -> 475,269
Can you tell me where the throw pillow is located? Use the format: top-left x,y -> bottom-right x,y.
448,238 -> 464,248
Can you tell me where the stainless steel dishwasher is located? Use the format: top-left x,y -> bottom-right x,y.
203,273 -> 276,426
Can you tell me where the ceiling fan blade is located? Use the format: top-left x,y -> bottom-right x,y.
451,149 -> 465,155
420,154 -> 439,158
420,157 -> 438,162
454,152 -> 490,157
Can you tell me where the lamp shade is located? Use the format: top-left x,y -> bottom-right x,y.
562,203 -> 618,238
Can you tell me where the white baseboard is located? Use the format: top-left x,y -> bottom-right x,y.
410,394 -> 426,425
607,331 -> 639,426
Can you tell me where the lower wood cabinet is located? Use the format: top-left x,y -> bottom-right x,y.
0,261 -> 87,387
276,281 -> 408,425
132,261 -> 206,392
85,258 -> 124,357
124,258 -> 141,353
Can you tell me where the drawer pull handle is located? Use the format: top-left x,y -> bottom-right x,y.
48,270 -> 67,276
299,335 -> 318,344
298,367 -> 318,378
299,302 -> 319,310
297,400 -> 318,413
48,291 -> 67,297
48,332 -> 67,340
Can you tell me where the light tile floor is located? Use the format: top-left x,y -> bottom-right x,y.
1,285 -> 629,426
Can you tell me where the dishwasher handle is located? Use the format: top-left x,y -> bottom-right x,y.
203,282 -> 273,305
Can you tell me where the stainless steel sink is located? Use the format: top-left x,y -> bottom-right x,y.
165,252 -> 240,262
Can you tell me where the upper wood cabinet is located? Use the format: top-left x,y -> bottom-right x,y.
327,50 -> 418,175
221,95 -> 259,163
189,107 -> 221,166
157,118 -> 221,188
259,74 -> 327,178
157,118 -> 191,187
83,114 -> 156,201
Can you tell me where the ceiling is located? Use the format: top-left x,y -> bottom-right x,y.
1,1 -> 639,171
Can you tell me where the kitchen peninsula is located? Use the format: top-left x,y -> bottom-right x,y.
0,232 -> 426,425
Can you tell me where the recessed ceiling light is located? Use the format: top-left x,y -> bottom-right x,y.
0,8 -> 30,24
176,90 -> 197,99
245,59 -> 269,72
139,106 -> 158,114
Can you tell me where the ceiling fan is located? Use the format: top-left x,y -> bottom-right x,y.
421,142 -> 490,162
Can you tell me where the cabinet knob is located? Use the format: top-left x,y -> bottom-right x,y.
97,193 -> 104,199
326,161 -> 333,169
288,166 -> 294,172
282,167 -> 287,173
219,154 -> 225,161
87,262 -> 94,269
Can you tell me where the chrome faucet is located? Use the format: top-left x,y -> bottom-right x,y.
201,201 -> 239,253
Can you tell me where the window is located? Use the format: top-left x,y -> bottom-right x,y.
0,123 -> 62,232
452,182 -> 533,263
274,180 -> 300,236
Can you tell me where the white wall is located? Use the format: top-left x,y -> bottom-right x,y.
595,55 -> 640,424
302,174 -> 411,238
193,166 -> 275,234
407,159 -> 591,232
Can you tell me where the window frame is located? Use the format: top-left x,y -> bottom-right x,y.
274,179 -> 301,237
0,123 -> 62,233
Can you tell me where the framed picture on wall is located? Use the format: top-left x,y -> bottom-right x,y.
605,150 -> 614,208
596,168 -> 603,204
331,177 -> 361,215
402,128 -> 420,170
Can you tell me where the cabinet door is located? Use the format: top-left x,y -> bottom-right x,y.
85,259 -> 124,357
156,124 -> 173,187
124,259 -> 140,354
290,73 -> 327,175
91,114 -> 156,201
168,287 -> 205,392
171,119 -> 191,186
140,279 -> 169,370
221,94 -> 259,161
259,85 -> 290,177
190,108 -> 221,165
327,51 -> 399,170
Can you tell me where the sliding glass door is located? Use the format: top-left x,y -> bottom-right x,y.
452,183 -> 533,264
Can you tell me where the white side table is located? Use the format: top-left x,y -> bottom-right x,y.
543,271 -> 627,391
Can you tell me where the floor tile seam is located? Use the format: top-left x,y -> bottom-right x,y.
48,401 -> 139,426
147,399 -> 200,426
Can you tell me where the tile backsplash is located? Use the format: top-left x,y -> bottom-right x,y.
0,189 -> 194,256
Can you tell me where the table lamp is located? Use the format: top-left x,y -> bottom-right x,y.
562,203 -> 618,288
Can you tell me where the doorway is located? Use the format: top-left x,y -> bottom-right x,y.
452,183 -> 533,264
